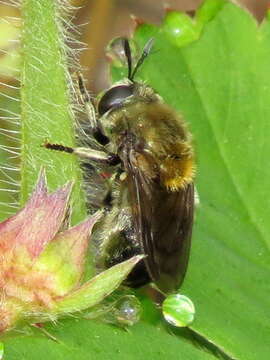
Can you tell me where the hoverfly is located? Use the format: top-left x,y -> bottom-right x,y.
45,39 -> 195,295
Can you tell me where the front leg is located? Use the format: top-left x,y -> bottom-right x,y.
44,142 -> 120,166
77,73 -> 109,145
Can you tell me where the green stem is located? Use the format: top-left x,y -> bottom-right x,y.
20,0 -> 86,223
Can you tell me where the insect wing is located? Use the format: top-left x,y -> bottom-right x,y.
122,139 -> 194,294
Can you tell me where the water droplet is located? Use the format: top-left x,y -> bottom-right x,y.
106,38 -> 139,68
162,294 -> 195,327
85,295 -> 142,327
111,295 -> 142,327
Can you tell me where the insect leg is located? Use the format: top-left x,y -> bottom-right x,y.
77,72 -> 109,145
74,147 -> 120,165
44,142 -> 120,166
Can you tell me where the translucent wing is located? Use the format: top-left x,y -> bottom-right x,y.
121,134 -> 194,294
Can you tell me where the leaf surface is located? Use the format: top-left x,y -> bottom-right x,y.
112,2 -> 269,359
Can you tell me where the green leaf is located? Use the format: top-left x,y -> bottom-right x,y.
53,256 -> 144,316
0,17 -> 20,78
0,13 -> 20,220
0,342 -> 3,360
111,1 -> 270,359
4,299 -> 218,360
20,0 -> 86,223
0,89 -> 20,220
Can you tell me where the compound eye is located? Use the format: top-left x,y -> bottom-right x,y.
98,85 -> 134,116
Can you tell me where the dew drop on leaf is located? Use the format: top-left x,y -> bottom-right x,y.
106,37 -> 139,68
162,294 -> 195,327
111,295 -> 142,327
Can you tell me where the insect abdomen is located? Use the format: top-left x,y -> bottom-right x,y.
159,142 -> 195,191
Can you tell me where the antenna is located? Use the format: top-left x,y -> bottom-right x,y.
130,38 -> 154,81
122,38 -> 154,81
123,38 -> 133,80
